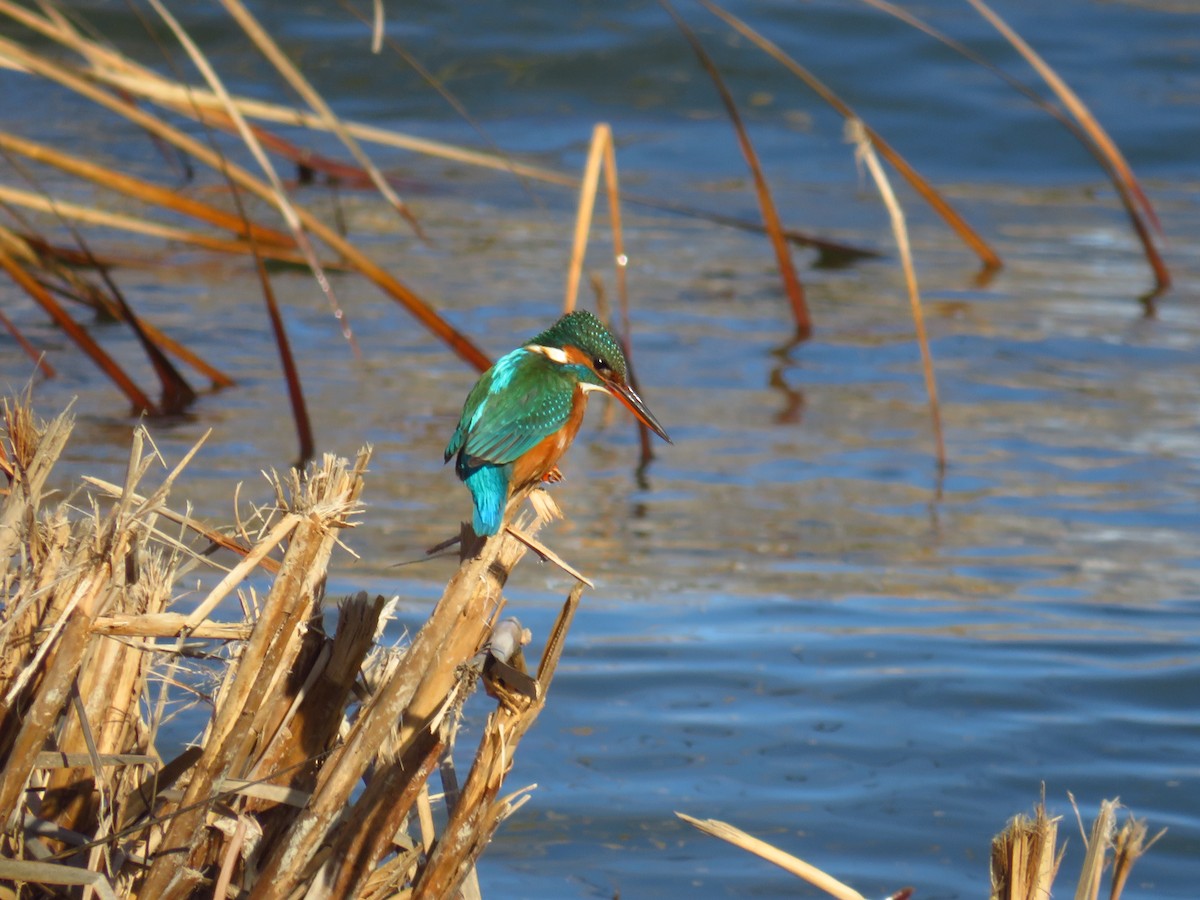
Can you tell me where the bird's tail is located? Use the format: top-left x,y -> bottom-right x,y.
464,464 -> 509,537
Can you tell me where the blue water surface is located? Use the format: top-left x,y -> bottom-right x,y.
1,1 -> 1198,896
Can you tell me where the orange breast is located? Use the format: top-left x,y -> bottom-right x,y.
510,386 -> 589,490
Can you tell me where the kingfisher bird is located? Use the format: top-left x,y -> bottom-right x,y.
445,309 -> 671,537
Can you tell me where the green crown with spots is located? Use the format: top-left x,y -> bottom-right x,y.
526,310 -> 629,382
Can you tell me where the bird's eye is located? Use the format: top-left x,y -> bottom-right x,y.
593,356 -> 612,374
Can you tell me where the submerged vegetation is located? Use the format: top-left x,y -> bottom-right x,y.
0,0 -> 1171,896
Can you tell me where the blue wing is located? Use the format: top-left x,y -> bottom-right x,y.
446,348 -> 577,467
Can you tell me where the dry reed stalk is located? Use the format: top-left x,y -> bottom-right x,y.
698,0 -> 1002,273
415,584 -> 584,898
0,396 -> 72,576
0,306 -> 52,379
561,123 -> 656,467
963,0 -> 1169,296
563,124 -> 609,315
1074,797 -> 1118,900
846,119 -> 946,471
217,0 -> 425,238
81,475 -> 281,574
860,0 -> 1168,298
0,393 -> 399,899
0,424 -> 192,836
989,800 -> 1062,900
676,812 -> 871,900
2,381 -> 593,898
0,184 -> 313,261
251,489 -> 584,899
0,223 -> 233,393
660,0 -> 811,338
137,450 -> 370,898
0,245 -> 157,413
0,130 -> 297,249
36,547 -> 171,839
145,0 -> 363,362
80,55 -> 873,261
0,20 -> 492,375
1109,815 -> 1161,900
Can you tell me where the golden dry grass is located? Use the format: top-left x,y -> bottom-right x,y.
0,393 -> 588,898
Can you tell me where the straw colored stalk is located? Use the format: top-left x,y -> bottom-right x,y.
846,120 -> 946,471
73,45 -> 874,262
250,489 -> 575,900
563,123 -> 655,466
1074,797 -> 1118,900
0,130 -> 297,250
240,592 -> 387,855
0,223 -> 233,392
963,0 -> 1168,297
860,0 -> 1167,298
137,449 -> 369,898
415,583 -> 584,898
989,800 -> 1063,900
217,0 -> 425,238
0,23 -> 491,375
0,240 -> 157,413
144,0 -> 363,362
1110,815 -> 1161,900
0,418 -> 202,835
0,0 -> 877,287
676,813 -> 872,900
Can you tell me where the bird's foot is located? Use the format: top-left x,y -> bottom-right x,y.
542,466 -> 564,484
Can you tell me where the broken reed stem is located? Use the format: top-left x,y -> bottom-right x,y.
680,795 -> 1155,900
676,813 -> 869,900
847,119 -> 946,472
251,490 -> 565,900
0,393 -> 1169,900
1074,797 -> 1118,900
563,123 -> 609,314
414,583 -> 585,898
990,800 -> 1062,900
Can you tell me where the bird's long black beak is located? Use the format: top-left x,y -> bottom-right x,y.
606,379 -> 672,444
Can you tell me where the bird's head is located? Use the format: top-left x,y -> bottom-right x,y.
526,310 -> 672,443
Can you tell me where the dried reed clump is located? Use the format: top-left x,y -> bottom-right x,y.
0,393 -> 586,899
679,793 -> 1160,900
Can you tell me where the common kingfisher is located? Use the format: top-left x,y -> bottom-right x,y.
445,310 -> 672,537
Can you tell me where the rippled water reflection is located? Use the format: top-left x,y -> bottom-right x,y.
2,1 -> 1198,896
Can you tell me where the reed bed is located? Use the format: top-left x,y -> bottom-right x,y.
1,398 -> 1163,898
0,0 -> 1168,458
0,393 -> 585,899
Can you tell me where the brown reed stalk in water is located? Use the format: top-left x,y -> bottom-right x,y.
659,0 -> 812,338
860,0 -> 1168,300
698,0 -> 1003,275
